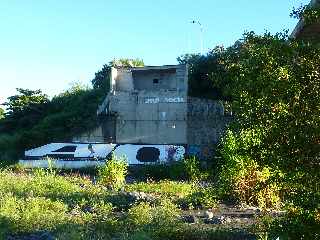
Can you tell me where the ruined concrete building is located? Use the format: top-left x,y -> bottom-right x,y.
78,64 -> 231,158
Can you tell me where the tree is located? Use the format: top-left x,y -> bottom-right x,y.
2,88 -> 49,132
177,49 -> 230,100
4,88 -> 48,115
217,31 -> 320,238
0,107 -> 4,119
91,58 -> 144,91
290,3 -> 320,25
91,64 -> 111,90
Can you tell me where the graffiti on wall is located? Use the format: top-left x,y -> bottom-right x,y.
145,97 -> 184,104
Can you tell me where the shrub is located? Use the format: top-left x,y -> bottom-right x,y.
151,199 -> 181,228
0,193 -> 68,234
183,156 -> 210,182
256,207 -> 320,239
129,161 -> 186,181
184,187 -> 219,209
127,202 -> 153,227
218,130 -> 282,209
183,156 -> 202,182
126,199 -> 181,239
98,155 -> 128,190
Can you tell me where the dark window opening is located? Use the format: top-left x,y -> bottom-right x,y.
153,79 -> 159,84
46,154 -> 75,159
53,146 -> 77,152
136,147 -> 160,162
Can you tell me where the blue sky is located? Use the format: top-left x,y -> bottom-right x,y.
0,0 -> 309,104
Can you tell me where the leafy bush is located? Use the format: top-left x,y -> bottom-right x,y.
291,3 -> 320,25
218,130 -> 282,209
183,156 -> 202,182
0,193 -> 68,234
98,155 -> 128,190
151,199 -> 181,228
129,161 -> 187,181
256,206 -> 320,239
0,86 -> 105,163
126,199 -> 181,238
132,156 -> 210,182
127,202 -> 153,227
212,31 -> 320,237
183,187 -> 218,209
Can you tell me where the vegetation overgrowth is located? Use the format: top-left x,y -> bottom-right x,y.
189,32 -> 319,238
97,155 -> 128,190
0,7 -> 319,238
0,167 -> 252,240
0,85 -> 105,162
291,3 -> 320,25
0,58 -> 144,162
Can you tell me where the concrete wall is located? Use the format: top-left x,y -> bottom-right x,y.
72,126 -> 105,143
102,94 -> 232,147
187,98 -> 233,158
116,120 -> 187,144
115,69 -> 134,91
132,69 -> 177,91
110,65 -> 188,93
101,65 -> 189,144
94,64 -> 233,159
105,90 -> 188,144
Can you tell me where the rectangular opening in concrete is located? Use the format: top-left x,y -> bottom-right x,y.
132,68 -> 177,91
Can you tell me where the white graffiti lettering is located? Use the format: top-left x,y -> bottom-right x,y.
145,97 -> 160,104
144,97 -> 184,104
164,97 -> 184,103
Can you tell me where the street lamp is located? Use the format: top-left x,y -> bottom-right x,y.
191,20 -> 204,54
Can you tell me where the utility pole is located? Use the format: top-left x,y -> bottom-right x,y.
191,20 -> 204,54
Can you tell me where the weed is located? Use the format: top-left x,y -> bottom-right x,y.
98,155 -> 128,190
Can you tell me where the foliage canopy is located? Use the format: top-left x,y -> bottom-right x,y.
214,31 -> 320,238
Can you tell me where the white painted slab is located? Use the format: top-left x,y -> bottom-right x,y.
19,159 -> 105,169
25,143 -> 116,158
22,143 -> 185,169
74,144 -> 115,158
112,144 -> 185,165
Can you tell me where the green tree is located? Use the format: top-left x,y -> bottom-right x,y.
290,3 -> 320,25
91,64 -> 111,90
177,48 -> 230,100
0,107 -> 4,119
2,88 -> 49,132
4,88 -> 48,114
0,58 -> 144,162
216,31 -> 320,238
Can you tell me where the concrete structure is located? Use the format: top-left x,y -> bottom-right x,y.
22,64 -> 230,168
20,143 -> 185,168
97,64 -> 231,158
291,0 -> 320,42
73,127 -> 105,143
98,65 -> 189,144
187,97 -> 232,158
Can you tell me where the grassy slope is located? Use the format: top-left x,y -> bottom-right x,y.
0,169 -> 256,240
